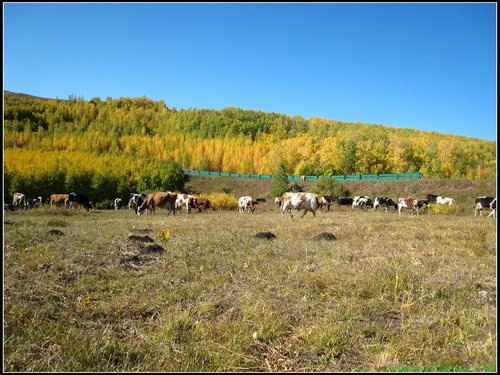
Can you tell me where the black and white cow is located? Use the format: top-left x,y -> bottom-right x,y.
474,196 -> 496,217
67,192 -> 91,211
426,194 -> 439,204
352,196 -> 373,209
336,197 -> 353,207
114,198 -> 123,210
129,193 -> 147,214
373,197 -> 398,212
488,197 -> 496,218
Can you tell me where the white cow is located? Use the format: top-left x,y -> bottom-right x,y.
436,196 -> 455,206
12,192 -> 27,210
279,192 -> 320,218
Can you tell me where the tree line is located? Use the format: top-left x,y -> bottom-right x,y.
3,91 -> 496,203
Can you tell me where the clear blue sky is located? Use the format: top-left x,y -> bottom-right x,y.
4,2 -> 497,141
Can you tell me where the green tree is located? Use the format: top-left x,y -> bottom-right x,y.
91,173 -> 119,203
340,140 -> 357,174
269,162 -> 289,198
138,160 -> 185,192
310,176 -> 348,197
65,169 -> 93,195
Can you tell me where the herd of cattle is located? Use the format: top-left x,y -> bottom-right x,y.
4,190 -> 497,219
4,192 -> 215,216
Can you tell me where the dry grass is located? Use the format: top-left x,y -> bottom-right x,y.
3,202 -> 496,372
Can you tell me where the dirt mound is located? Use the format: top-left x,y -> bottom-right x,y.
253,231 -> 277,240
311,232 -> 337,241
119,234 -> 165,269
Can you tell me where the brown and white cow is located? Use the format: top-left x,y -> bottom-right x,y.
280,192 -> 320,218
398,198 -> 428,215
137,192 -> 178,216
49,193 -> 70,208
319,195 -> 338,212
238,196 -> 257,213
175,194 -> 201,213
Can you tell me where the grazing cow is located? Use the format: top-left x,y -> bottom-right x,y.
319,195 -> 338,212
129,193 -> 147,214
12,193 -> 27,210
49,193 -> 70,208
398,198 -> 429,215
137,192 -> 178,216
474,196 -> 496,217
426,194 -> 439,204
336,197 -> 354,207
114,198 -> 123,210
373,197 -> 398,212
280,192 -> 320,218
239,196 -> 257,213
255,198 -> 267,204
67,192 -> 91,211
176,194 -> 201,213
436,196 -> 455,206
487,197 -> 496,218
28,196 -> 44,208
352,196 -> 373,209
196,198 -> 214,211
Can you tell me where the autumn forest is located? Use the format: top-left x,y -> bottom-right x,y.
3,91 -> 496,202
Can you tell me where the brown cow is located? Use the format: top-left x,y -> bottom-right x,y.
196,198 -> 214,211
49,194 -> 69,207
137,192 -> 178,216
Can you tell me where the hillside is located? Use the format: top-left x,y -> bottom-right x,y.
4,91 -> 496,182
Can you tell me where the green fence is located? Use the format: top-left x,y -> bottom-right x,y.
184,169 -> 422,181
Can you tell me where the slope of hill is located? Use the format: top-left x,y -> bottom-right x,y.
4,90 -> 496,181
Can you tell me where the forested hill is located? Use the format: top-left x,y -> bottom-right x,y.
4,91 -> 496,184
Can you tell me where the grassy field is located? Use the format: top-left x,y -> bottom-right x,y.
3,182 -> 497,372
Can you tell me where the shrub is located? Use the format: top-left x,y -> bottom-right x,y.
310,176 -> 348,197
428,203 -> 462,215
202,192 -> 238,210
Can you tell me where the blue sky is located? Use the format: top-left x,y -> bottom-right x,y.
3,2 -> 497,141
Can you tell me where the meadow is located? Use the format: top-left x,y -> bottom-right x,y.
3,201 -> 497,372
